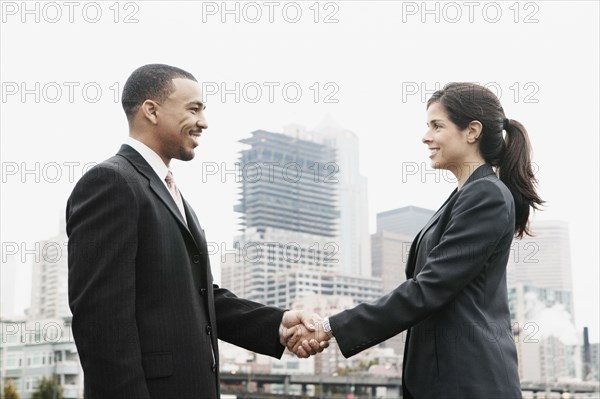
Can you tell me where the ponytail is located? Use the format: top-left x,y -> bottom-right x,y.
498,119 -> 544,238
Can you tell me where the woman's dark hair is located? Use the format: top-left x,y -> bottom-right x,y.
427,82 -> 544,238
121,64 -> 197,120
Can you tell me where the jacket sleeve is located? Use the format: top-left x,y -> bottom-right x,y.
213,286 -> 286,359
330,180 -> 511,358
66,165 -> 150,398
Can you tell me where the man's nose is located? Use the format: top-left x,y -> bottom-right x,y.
197,118 -> 208,130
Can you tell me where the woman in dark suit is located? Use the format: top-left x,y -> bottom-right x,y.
296,83 -> 543,398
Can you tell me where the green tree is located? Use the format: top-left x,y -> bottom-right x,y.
31,376 -> 63,399
3,378 -> 20,399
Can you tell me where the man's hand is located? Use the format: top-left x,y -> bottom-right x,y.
291,320 -> 332,358
279,310 -> 330,358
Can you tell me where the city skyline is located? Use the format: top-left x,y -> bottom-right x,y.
1,0 -> 598,347
222,128 -> 383,310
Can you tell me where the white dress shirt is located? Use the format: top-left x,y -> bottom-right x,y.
125,137 -> 188,224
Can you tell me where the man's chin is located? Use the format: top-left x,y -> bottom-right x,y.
177,150 -> 196,162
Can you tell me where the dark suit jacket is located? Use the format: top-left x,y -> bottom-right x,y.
66,145 -> 285,399
330,164 -> 521,399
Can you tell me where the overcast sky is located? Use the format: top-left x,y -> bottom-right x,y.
1,1 -> 598,341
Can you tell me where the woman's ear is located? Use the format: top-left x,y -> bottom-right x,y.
467,120 -> 483,143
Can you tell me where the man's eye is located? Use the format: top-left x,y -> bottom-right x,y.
190,108 -> 199,113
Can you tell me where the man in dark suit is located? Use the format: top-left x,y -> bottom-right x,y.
66,64 -> 322,398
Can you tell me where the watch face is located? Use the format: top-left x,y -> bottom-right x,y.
322,319 -> 333,338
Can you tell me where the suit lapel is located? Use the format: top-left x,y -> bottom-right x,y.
405,164 -> 497,278
150,179 -> 191,230
182,195 -> 206,250
413,188 -> 457,252
116,145 -> 199,249
405,197 -> 452,278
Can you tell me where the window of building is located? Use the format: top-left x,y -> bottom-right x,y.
25,376 -> 41,392
5,352 -> 23,369
286,362 -> 299,369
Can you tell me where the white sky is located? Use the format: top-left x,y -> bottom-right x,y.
1,1 -> 599,341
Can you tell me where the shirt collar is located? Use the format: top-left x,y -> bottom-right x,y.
125,137 -> 170,184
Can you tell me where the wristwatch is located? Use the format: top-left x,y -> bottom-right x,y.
322,317 -> 334,338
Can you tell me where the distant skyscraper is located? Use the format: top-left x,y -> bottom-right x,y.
376,206 -> 434,237
235,129 -> 338,238
29,231 -> 70,320
224,128 -> 382,309
284,119 -> 371,277
507,220 -> 574,325
507,220 -> 573,294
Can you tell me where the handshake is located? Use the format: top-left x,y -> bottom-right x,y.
278,310 -> 332,358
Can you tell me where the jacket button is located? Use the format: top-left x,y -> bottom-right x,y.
206,325 -> 212,335
192,254 -> 200,264
199,288 -> 207,296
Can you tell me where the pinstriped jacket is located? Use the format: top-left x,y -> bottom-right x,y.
67,144 -> 285,398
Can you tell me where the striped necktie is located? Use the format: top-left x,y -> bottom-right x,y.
165,170 -> 187,224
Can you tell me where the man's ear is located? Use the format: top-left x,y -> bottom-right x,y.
466,120 -> 483,143
140,100 -> 159,124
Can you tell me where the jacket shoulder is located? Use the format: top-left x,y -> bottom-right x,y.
462,174 -> 513,207
74,154 -> 139,186
453,174 -> 515,233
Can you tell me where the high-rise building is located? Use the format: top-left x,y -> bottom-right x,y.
376,206 -> 434,237
284,120 -> 371,277
507,220 -> 573,295
235,129 -> 338,238
29,231 -> 70,320
224,128 -> 382,309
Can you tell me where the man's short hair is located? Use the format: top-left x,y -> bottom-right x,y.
121,64 -> 197,120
